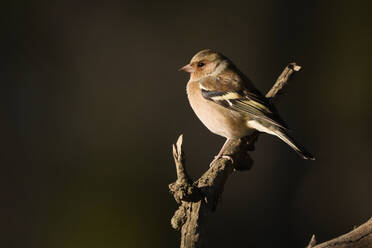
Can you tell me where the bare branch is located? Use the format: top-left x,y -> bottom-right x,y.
307,218 -> 372,248
266,62 -> 301,100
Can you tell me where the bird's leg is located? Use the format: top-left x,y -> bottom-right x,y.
209,139 -> 234,167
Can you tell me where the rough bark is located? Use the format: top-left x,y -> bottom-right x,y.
169,63 -> 372,248
306,218 -> 372,248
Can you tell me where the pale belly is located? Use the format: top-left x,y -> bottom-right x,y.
186,81 -> 253,139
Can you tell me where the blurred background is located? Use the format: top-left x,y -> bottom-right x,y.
2,0 -> 372,247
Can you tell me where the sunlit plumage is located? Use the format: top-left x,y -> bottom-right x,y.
180,49 -> 314,160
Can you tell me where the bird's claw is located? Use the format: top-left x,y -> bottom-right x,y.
209,155 -> 234,167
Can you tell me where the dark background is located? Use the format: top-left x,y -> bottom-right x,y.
2,1 -> 372,247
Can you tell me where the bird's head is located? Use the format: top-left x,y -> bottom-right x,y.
179,49 -> 229,81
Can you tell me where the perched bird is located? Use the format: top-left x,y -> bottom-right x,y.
180,49 -> 314,161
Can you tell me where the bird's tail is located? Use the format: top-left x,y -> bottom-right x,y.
274,129 -> 315,160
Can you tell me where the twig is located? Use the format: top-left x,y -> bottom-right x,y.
266,62 -> 301,100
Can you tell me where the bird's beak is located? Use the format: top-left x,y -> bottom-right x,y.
178,64 -> 194,73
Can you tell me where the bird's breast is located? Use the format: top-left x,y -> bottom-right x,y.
186,81 -> 253,139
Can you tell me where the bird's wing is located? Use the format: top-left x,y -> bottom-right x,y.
199,76 -> 288,128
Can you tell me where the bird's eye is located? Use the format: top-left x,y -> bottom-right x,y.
197,62 -> 205,67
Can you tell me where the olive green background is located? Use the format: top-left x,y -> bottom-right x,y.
2,1 -> 372,247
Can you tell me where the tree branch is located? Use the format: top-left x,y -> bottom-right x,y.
306,218 -> 372,248
169,62 -> 371,248
265,62 -> 301,100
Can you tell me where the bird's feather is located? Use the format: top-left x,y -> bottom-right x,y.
199,76 -> 288,129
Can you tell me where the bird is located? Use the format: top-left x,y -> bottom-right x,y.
179,49 -> 315,162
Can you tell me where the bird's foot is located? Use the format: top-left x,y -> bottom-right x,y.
209,155 -> 234,167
